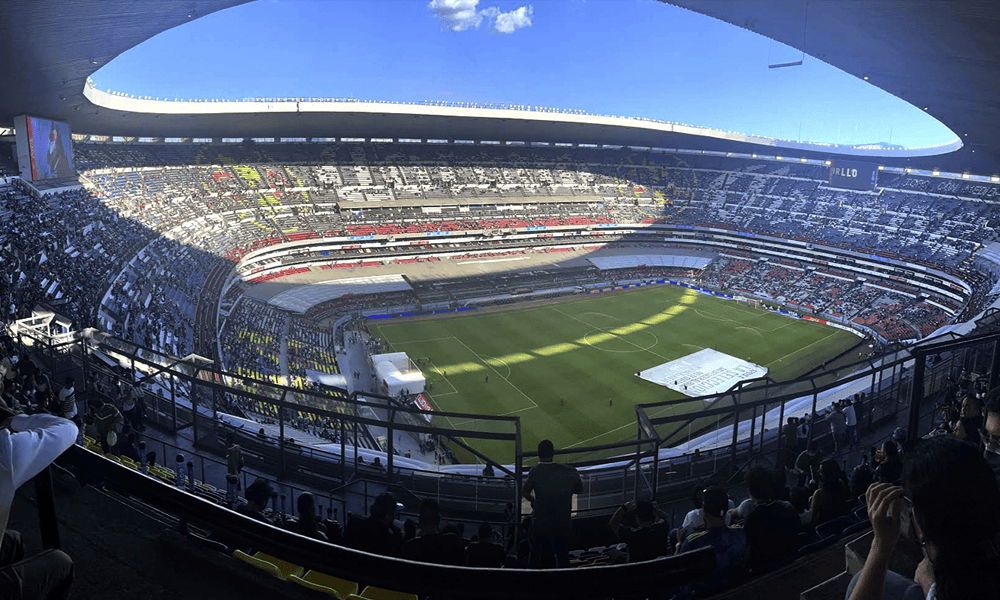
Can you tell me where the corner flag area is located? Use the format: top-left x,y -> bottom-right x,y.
637,348 -> 768,397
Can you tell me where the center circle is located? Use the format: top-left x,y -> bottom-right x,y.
582,328 -> 659,353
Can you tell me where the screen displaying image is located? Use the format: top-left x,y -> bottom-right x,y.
25,116 -> 75,181
828,160 -> 878,191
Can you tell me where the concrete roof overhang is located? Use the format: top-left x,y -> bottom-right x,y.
2,0 -> 998,173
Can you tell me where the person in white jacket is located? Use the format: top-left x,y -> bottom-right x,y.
0,412 -> 77,600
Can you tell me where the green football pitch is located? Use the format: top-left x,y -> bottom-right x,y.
371,285 -> 860,462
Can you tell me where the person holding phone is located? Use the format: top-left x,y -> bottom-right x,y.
847,436 -> 1000,600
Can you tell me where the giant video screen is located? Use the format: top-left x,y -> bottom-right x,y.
828,160 -> 878,191
22,116 -> 75,181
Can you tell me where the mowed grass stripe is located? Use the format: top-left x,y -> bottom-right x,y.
371,286 -> 860,456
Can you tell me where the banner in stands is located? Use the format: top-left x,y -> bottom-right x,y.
828,160 -> 878,191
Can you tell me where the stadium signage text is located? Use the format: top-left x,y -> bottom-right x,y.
832,167 -> 858,178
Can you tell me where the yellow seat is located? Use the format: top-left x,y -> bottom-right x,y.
289,571 -> 359,598
253,552 -> 304,581
233,549 -> 282,578
354,585 -> 419,600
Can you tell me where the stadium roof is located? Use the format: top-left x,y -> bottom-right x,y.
1,0 -> 998,173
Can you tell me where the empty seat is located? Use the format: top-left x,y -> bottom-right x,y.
233,549 -> 282,579
350,585 -> 419,600
253,552 -> 304,581
289,571 -> 359,598
815,516 -> 856,539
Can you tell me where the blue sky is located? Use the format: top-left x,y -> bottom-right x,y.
92,0 -> 957,148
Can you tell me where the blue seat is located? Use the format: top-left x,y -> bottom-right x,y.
841,520 -> 872,537
797,534 -> 838,558
816,516 -> 856,539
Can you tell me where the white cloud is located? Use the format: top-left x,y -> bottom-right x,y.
428,0 -> 533,34
492,5 -> 533,34
428,0 -> 485,32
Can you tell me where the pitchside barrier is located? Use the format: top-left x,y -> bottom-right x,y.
11,309 -> 1000,522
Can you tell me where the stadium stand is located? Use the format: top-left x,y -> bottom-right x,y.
8,142 -> 1000,599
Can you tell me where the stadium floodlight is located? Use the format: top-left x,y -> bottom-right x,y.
991,176 -> 999,183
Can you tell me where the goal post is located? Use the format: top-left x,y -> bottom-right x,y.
735,295 -> 761,308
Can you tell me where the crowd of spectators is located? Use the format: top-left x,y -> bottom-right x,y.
691,256 -> 952,342
220,298 -> 286,383
7,142 -> 994,356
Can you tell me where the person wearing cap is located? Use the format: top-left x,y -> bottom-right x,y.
522,439 -> 583,568
678,485 -> 746,595
342,492 -> 404,557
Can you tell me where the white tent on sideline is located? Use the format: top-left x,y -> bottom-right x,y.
372,352 -> 425,397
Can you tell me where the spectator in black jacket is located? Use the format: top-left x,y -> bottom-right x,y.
342,493 -> 404,557
292,492 -> 327,541
740,468 -> 800,575
609,500 -> 672,562
404,499 -> 463,565
466,522 -> 506,567
237,478 -> 274,525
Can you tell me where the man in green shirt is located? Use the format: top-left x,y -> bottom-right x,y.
522,439 -> 583,568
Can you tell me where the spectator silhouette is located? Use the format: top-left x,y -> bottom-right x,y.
238,478 -> 275,525
522,439 -> 582,568
983,391 -> 1000,485
403,499 -> 463,565
810,459 -> 850,526
465,522 -> 506,567
342,493 -> 404,557
292,492 -> 327,541
875,441 -> 903,484
741,467 -> 799,575
679,485 -> 746,597
609,500 -> 672,562
93,399 -> 121,454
